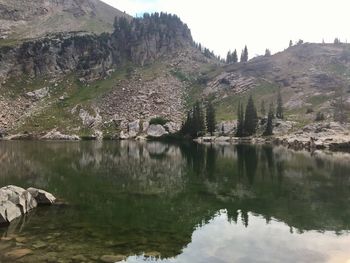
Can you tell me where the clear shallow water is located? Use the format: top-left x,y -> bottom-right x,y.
0,141 -> 350,263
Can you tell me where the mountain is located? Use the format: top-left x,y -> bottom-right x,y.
0,2 -> 349,140
0,0 -> 129,43
0,12 -> 217,138
200,43 -> 350,124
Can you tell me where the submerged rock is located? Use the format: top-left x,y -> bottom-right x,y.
4,248 -> 33,260
100,254 -> 127,263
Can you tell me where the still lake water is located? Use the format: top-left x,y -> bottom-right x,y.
0,141 -> 350,263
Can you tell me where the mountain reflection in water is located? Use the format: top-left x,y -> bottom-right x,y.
0,141 -> 349,263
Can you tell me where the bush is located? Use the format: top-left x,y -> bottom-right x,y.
315,112 -> 325,121
149,117 -> 169,126
306,108 -> 314,114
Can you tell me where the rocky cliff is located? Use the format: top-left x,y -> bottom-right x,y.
0,0 -> 129,41
0,12 -> 214,137
0,13 -> 193,82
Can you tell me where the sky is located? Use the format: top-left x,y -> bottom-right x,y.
102,0 -> 350,59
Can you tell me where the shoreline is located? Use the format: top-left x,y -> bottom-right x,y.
2,132 -> 350,153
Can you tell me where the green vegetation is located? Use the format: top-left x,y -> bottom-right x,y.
181,101 -> 206,138
149,117 -> 169,126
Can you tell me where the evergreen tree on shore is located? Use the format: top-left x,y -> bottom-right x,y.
263,103 -> 274,136
276,89 -> 284,119
244,95 -> 258,136
206,101 -> 216,136
181,101 -> 206,137
236,102 -> 244,137
240,45 -> 248,62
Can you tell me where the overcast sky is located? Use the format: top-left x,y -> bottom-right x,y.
102,0 -> 350,59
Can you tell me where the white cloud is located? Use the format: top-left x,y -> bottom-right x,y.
102,0 -> 350,58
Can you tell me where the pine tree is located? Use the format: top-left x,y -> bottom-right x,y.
236,102 -> 244,137
240,45 -> 248,62
260,100 -> 266,117
181,102 -> 205,138
206,101 -> 216,136
289,40 -> 293,47
226,51 -> 232,64
244,95 -> 258,136
232,49 -> 238,63
265,49 -> 271,56
263,103 -> 274,136
276,89 -> 284,119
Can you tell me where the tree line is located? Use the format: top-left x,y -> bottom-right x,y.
181,90 -> 284,138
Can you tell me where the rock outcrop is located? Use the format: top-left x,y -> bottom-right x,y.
0,185 -> 56,226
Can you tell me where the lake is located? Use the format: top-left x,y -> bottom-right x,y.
0,141 -> 350,263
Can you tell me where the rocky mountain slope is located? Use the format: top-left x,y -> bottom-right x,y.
0,12 -> 217,139
1,1 -> 350,140
0,0 -> 129,43
201,43 -> 350,125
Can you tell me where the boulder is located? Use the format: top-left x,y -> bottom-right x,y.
147,124 -> 168,138
128,120 -> 140,138
27,188 -> 56,205
0,185 -> 37,214
119,130 -> 129,140
217,121 -> 236,135
0,200 -> 22,225
164,122 -> 180,134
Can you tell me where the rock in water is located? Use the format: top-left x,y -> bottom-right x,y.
0,185 -> 37,214
147,124 -> 168,138
0,200 -> 22,225
0,185 -> 56,225
27,188 -> 56,205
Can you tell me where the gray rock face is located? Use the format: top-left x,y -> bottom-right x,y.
27,188 -> 56,205
147,124 -> 168,138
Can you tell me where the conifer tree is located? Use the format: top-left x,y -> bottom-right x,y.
226,51 -> 232,64
244,95 -> 258,136
236,102 -> 244,137
263,103 -> 274,136
232,49 -> 238,63
276,89 -> 284,119
265,49 -> 271,56
206,101 -> 216,136
289,40 -> 293,47
241,45 -> 248,62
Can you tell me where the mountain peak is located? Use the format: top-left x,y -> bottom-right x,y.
0,0 -> 130,41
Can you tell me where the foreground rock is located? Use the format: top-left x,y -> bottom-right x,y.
0,186 -> 56,226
